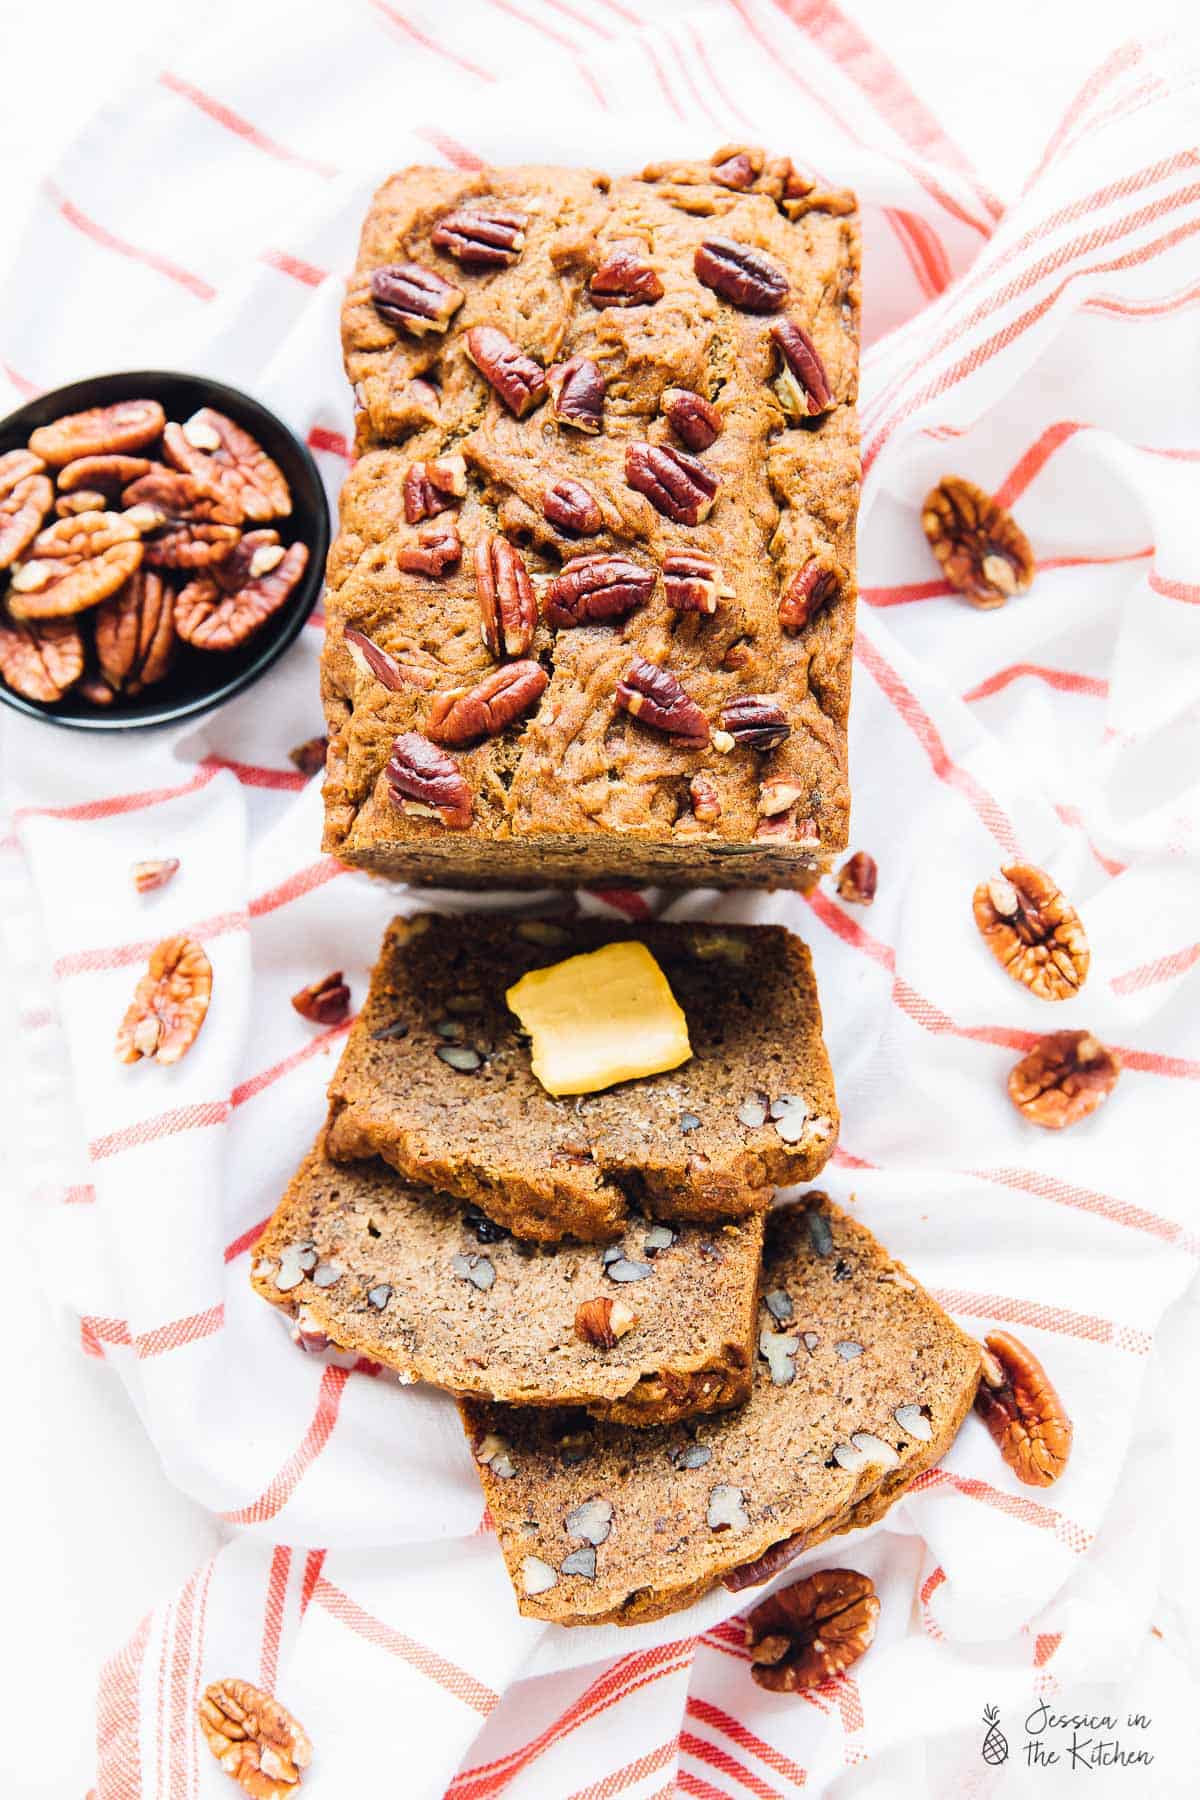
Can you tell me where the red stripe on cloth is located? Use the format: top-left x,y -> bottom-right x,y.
1148,567 -> 1200,603
1022,42 -> 1143,194
97,1612 -> 151,1798
686,18 -> 756,129
45,180 -> 216,302
135,1305 -> 224,1360
1084,276 -> 1200,318
586,886 -> 654,919
567,1738 -> 679,1800
911,1466 -> 1092,1552
573,56 -> 609,109
225,1216 -> 270,1263
313,1576 -> 499,1714
640,33 -> 688,123
545,0 -> 614,36
370,2 -> 496,81
992,420 -> 1089,509
307,426 -> 350,459
885,208 -> 953,298
864,201 -> 1200,475
65,1184 -> 96,1204
222,1364 -> 349,1524
864,545 -> 1153,608
930,1287 -> 1152,1354
250,856 -> 347,916
259,1546 -> 291,1694
55,908 -> 247,977
157,72 -> 338,177
447,1641 -> 697,1797
920,1565 -> 947,1640
972,1163 -> 1194,1247
1050,801 -> 1127,879
261,248 -> 327,287
483,0 -> 582,52
724,0 -> 992,239
299,1548 -> 326,1618
680,1731 -> 783,1800
686,1699 -> 808,1789
3,361 -> 40,397
860,154 -> 1198,442
208,755 -> 309,791
808,900 -> 1200,1100
90,1101 -> 231,1162
678,1770 -> 732,1800
166,1560 -> 202,1800
853,634 -> 1022,854
837,1672 -> 865,1736
1111,940 -> 1200,994
771,0 -> 1003,220
963,663 -> 1109,704
231,1019 -> 353,1108
663,25 -> 724,131
15,765 -> 214,824
413,126 -> 487,169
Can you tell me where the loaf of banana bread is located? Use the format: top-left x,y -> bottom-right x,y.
322,147 -> 859,890
250,1134 -> 763,1426
324,913 -> 838,1242
463,1195 -> 981,1625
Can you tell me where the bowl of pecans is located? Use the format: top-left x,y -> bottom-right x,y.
0,370 -> 330,730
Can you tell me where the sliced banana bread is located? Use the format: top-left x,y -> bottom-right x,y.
250,1136 -> 763,1426
324,913 -> 839,1241
462,1194 -> 980,1625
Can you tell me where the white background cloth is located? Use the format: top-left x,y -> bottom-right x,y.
2,1 -> 1199,1794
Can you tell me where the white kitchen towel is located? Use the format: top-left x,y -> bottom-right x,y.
1,3 -> 1197,1795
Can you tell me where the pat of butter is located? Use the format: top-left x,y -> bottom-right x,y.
507,941 -> 692,1096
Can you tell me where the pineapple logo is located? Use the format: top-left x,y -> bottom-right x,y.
981,1705 -> 1009,1765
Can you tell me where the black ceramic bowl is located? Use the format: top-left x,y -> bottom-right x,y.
0,370 -> 330,731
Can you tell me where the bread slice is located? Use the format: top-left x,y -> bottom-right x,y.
461,1195 -> 980,1625
325,914 -> 838,1242
250,1136 -> 764,1426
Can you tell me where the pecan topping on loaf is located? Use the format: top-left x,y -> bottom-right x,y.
721,696 -> 790,750
474,535 -> 536,657
431,205 -> 527,266
386,732 -> 472,828
371,261 -> 464,335
710,148 -> 759,190
771,319 -> 833,418
426,660 -> 548,746
694,238 -> 788,311
343,626 -> 436,692
398,523 -> 462,575
625,442 -> 718,525
616,656 -> 710,744
403,455 -> 466,524
543,478 -> 602,536
589,240 -> 664,307
663,551 -> 731,614
662,387 -> 722,451
544,554 -> 655,628
546,356 -> 606,433
779,560 -> 837,631
465,326 -> 548,417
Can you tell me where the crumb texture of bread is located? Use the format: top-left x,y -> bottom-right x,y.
323,150 -> 859,890
324,913 -> 839,1240
462,1196 -> 981,1625
250,1134 -> 763,1425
